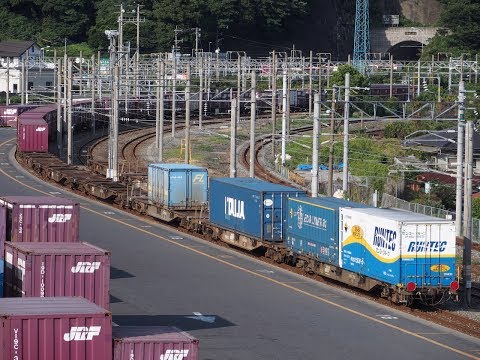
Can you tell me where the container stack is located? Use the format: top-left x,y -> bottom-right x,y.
0,195 -> 199,360
0,297 -> 112,360
0,196 -> 82,297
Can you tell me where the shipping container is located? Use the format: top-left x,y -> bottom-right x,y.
4,242 -> 110,309
17,117 -> 48,152
339,207 -> 456,287
286,197 -> 369,266
0,297 -> 112,360
0,105 -> 38,127
209,178 -> 306,242
113,326 -> 199,360
0,196 -> 80,246
148,164 -> 208,209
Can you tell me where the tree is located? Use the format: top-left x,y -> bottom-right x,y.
423,0 -> 480,57
472,197 -> 480,219
330,65 -> 369,88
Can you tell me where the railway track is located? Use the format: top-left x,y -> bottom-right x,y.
15,114 -> 480,340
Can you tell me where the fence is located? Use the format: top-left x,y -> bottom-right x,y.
382,193 -> 480,244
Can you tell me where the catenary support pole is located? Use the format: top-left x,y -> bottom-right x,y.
456,81 -> 465,237
199,57 -> 203,129
156,58 -> 161,161
308,51 -> 313,116
91,54 -> 96,135
328,87 -> 336,197
281,67 -> 287,166
271,51 -> 277,160
230,98 -> 237,178
67,59 -> 73,165
56,59 -> 62,157
463,119 -> 473,307
111,64 -> 119,181
312,93 -> 320,197
342,73 -> 350,194
6,58 -> 9,106
249,71 -> 256,178
158,61 -> 165,162
185,64 -> 191,164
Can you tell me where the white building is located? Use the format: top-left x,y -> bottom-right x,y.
0,40 -> 55,96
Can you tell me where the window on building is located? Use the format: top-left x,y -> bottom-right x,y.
28,82 -> 33,90
13,84 -> 18,92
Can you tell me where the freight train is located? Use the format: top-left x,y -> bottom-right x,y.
11,102 -> 458,306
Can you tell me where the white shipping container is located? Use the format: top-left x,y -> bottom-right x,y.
339,207 -> 456,286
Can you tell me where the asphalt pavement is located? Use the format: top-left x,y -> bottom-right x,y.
0,128 -> 479,360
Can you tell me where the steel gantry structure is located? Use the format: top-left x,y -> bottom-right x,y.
353,0 -> 370,73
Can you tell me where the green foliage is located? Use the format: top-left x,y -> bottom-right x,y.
285,136 -> 405,192
472,198 -> 480,219
423,0 -> 480,57
384,120 -> 456,140
330,65 -> 369,88
21,0 -> 305,53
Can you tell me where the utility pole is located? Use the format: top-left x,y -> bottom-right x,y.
343,73 -> 350,194
185,64 -> 191,164
56,59 -> 62,157
456,81 -> 465,237
111,64 -> 120,181
91,54 -> 96,135
237,56 -> 241,125
271,51 -> 277,160
249,71 -> 256,178
308,51 -> 313,115
328,87 -> 336,197
281,67 -> 288,166
199,57 -> 203,129
63,54 -> 67,158
194,27 -> 201,57
105,29 -> 119,180
158,60 -> 165,162
120,3 -> 144,97
6,58 -> 9,105
21,58 -> 25,105
229,97 -> 237,178
172,26 -> 182,138
156,58 -> 162,162
463,117 -> 473,307
312,93 -> 320,197
389,55 -> 394,98
67,59 -> 73,165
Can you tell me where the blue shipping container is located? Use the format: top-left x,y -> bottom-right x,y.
148,164 -> 208,209
209,178 -> 306,242
286,197 -> 368,266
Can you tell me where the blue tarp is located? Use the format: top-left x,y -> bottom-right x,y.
296,162 -> 344,171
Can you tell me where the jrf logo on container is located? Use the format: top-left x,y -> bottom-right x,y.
160,349 -> 189,360
48,214 -> 72,223
71,262 -> 101,274
63,326 -> 101,341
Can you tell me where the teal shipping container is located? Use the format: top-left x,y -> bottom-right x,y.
286,197 -> 369,266
147,164 -> 208,210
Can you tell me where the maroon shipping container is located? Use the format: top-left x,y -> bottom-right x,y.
4,242 -> 110,309
113,326 -> 199,360
0,105 -> 38,127
17,117 -> 48,152
0,297 -> 112,360
0,196 -> 80,249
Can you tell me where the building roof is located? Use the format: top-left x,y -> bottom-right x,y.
0,40 -> 35,57
402,128 -> 480,154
